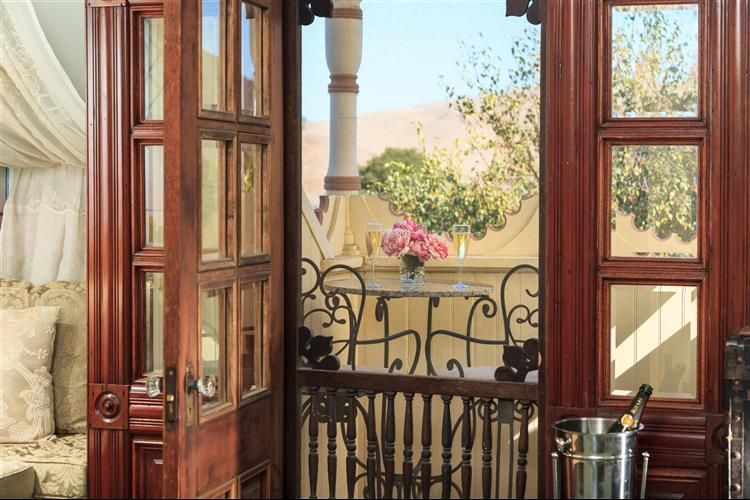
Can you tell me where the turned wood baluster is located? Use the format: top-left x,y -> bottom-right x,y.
326,388 -> 337,499
421,394 -> 433,500
440,395 -> 453,500
403,393 -> 415,500
384,391 -> 397,499
345,390 -> 357,500
308,388 -> 320,500
481,399 -> 492,500
516,401 -> 532,500
366,391 -> 378,500
460,397 -> 473,499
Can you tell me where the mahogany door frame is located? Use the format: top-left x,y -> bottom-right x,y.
541,0 -> 750,497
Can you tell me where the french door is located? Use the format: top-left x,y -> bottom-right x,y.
542,0 -> 750,498
161,0 -> 286,497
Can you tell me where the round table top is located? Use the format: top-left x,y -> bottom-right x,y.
323,278 -> 494,298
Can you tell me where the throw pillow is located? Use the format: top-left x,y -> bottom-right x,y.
0,306 -> 60,443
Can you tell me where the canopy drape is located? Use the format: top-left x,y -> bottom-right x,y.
0,0 -> 86,284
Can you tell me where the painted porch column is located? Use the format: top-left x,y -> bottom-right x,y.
323,0 -> 362,193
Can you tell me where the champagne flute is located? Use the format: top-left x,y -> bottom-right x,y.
365,222 -> 383,289
451,224 -> 470,290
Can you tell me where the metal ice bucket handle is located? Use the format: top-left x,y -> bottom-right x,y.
640,451 -> 650,499
551,451 -> 561,499
551,450 -> 650,499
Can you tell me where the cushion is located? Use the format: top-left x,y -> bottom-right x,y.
0,459 -> 34,499
33,282 -> 87,434
0,433 -> 87,498
0,278 -> 33,309
0,306 -> 60,443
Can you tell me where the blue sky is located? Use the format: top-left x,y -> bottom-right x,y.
302,1 -> 538,122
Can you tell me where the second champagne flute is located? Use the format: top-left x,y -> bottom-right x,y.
365,222 -> 383,289
451,224 -> 470,290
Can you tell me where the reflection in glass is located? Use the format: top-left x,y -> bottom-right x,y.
240,473 -> 265,499
201,287 -> 230,409
611,4 -> 699,118
144,272 -> 164,375
201,140 -> 224,261
241,2 -> 263,116
144,145 -> 164,247
143,17 -> 164,120
201,0 -> 224,111
610,145 -> 698,258
240,283 -> 264,397
240,143 -> 262,257
610,284 -> 698,399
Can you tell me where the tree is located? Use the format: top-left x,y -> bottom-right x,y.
359,147 -> 424,192
369,7 -> 698,243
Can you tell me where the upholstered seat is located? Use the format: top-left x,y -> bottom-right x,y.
0,434 -> 87,498
0,459 -> 35,499
1,279 -> 87,498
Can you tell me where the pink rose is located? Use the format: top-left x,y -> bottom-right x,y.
381,228 -> 411,257
394,219 -> 423,233
425,233 -> 449,260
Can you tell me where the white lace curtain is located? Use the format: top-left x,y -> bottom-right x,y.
0,0 -> 86,285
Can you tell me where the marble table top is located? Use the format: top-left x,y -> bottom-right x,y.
323,278 -> 494,298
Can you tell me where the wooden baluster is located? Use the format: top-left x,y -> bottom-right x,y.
308,388 -> 320,500
421,394 -> 433,500
515,401 -> 531,500
460,397 -> 473,499
366,391 -> 378,500
403,393 -> 415,500
384,391 -> 396,499
345,390 -> 357,500
481,399 -> 492,500
440,395 -> 452,500
326,388 -> 337,499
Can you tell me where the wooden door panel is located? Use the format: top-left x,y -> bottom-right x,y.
132,439 -> 164,499
162,0 -> 284,497
542,0 -> 750,497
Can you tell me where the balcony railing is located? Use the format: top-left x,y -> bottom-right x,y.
299,369 -> 538,500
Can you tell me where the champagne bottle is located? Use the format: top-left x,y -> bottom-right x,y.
607,384 -> 653,433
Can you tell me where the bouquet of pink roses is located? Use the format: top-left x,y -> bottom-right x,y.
381,220 -> 449,286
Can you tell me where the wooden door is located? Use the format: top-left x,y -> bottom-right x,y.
162,0 -> 285,497
542,0 -> 750,497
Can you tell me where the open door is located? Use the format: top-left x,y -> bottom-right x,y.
162,0 -> 285,497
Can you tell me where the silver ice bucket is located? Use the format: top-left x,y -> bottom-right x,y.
551,417 -> 649,499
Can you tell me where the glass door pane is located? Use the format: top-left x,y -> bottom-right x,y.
201,139 -> 229,262
240,142 -> 263,257
201,0 -> 226,112
610,3 -> 700,118
609,144 -> 699,258
609,283 -> 698,399
143,17 -> 164,120
200,286 -> 232,412
240,1 -> 264,116
144,145 -> 165,247
144,272 -> 165,375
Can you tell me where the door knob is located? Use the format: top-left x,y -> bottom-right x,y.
186,373 -> 218,399
146,375 -> 163,398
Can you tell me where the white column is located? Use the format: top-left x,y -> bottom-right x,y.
324,0 -> 362,194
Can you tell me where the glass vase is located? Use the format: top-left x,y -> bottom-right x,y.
400,255 -> 425,287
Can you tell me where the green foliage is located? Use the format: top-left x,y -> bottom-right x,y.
369,8 -> 698,242
359,148 -> 424,192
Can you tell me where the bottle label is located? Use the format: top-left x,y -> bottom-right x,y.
619,414 -> 634,428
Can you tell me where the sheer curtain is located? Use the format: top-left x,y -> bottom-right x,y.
0,0 -> 86,284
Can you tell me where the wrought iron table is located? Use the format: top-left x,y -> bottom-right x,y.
323,278 -> 510,377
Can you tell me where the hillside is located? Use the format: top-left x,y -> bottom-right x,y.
301,100 -> 469,204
